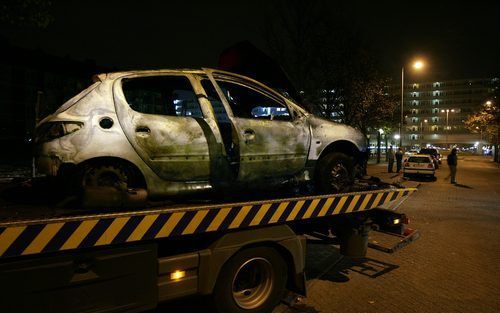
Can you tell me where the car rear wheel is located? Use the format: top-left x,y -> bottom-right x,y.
82,164 -> 129,190
72,163 -> 147,208
316,152 -> 355,193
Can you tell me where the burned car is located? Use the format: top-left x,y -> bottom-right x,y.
35,69 -> 367,198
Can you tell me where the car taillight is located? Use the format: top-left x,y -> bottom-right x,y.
427,163 -> 433,168
35,121 -> 84,143
404,162 -> 410,167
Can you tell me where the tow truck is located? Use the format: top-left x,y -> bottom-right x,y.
0,185 -> 418,313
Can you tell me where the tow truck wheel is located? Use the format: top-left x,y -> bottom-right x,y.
213,247 -> 287,313
316,152 -> 355,193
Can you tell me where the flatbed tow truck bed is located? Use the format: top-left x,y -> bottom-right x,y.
0,188 -> 414,258
0,187 -> 417,313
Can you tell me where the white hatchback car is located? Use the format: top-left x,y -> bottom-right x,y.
403,154 -> 435,179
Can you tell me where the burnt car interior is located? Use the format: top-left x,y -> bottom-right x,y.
215,80 -> 291,121
122,76 -> 204,118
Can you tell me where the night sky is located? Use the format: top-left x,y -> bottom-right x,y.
1,0 -> 499,82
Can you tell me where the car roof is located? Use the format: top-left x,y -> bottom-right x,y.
409,154 -> 432,158
92,68 -> 206,81
92,68 -> 267,87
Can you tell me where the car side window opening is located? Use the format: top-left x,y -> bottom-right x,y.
122,76 -> 203,118
215,80 -> 291,121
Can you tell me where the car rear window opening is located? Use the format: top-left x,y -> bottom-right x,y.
408,157 -> 431,163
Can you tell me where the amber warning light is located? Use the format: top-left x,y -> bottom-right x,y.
170,270 -> 186,280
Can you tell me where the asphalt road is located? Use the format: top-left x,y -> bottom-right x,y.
275,155 -> 500,313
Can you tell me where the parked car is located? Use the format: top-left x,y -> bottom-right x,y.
419,148 -> 442,167
34,69 -> 368,198
403,154 -> 436,179
404,149 -> 419,157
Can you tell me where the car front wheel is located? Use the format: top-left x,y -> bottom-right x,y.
316,152 -> 355,194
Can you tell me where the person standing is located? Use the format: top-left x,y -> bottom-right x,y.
395,148 -> 404,173
387,146 -> 395,173
447,148 -> 458,184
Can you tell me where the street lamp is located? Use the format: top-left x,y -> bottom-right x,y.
420,119 -> 428,146
400,59 -> 425,148
441,109 -> 455,148
475,126 -> 483,141
476,126 -> 484,154
376,128 -> 384,164
413,61 -> 424,70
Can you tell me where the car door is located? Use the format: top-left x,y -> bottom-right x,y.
113,74 -> 210,182
207,75 -> 310,182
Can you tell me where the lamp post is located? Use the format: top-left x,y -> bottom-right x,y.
476,126 -> 483,142
377,128 -> 384,164
441,109 -> 455,148
476,126 -> 483,155
400,60 -> 425,148
420,119 -> 428,146
400,67 -> 404,148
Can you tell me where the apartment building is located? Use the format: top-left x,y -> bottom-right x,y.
396,78 -> 497,148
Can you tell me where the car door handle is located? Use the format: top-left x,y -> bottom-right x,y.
243,129 -> 255,143
136,126 -> 151,133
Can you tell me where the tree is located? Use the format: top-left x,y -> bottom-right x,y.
465,85 -> 500,162
263,0 -> 397,139
0,0 -> 53,28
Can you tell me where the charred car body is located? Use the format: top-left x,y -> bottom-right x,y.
35,69 -> 368,198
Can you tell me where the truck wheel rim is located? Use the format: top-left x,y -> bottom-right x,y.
232,257 -> 274,309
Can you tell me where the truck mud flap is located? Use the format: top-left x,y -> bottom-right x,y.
368,228 -> 420,253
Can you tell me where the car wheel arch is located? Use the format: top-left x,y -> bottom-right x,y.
317,140 -> 360,164
72,156 -> 147,189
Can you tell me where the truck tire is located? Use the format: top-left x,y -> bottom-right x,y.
316,152 -> 355,193
212,247 -> 287,313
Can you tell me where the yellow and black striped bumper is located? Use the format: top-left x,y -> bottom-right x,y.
0,188 -> 416,259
